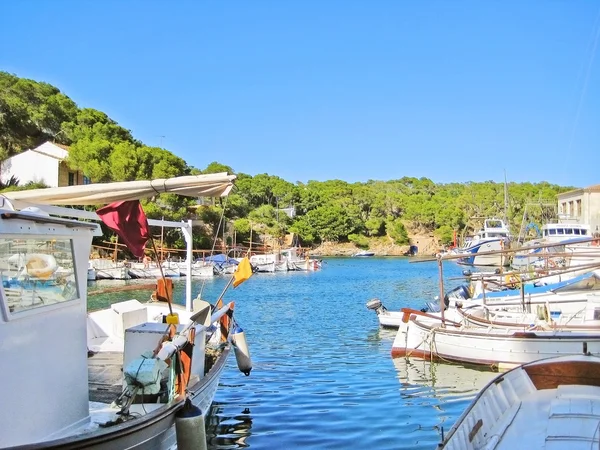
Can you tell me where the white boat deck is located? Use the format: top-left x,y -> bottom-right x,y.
88,351 -> 124,404
494,385 -> 600,449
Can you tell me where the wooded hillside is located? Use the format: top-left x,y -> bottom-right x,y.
0,72 -> 573,254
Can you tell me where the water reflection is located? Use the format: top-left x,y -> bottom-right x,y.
206,403 -> 253,449
392,357 -> 497,444
395,358 -> 496,397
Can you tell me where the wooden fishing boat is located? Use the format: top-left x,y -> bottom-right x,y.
0,173 -> 254,449
438,354 -> 600,449
392,308 -> 600,370
455,303 -> 600,331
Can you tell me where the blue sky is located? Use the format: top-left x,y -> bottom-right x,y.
2,1 -> 599,187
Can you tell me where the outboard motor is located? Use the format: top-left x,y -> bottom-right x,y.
366,298 -> 387,314
443,285 -> 472,307
422,301 -> 441,313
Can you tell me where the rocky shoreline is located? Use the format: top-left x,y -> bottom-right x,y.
311,235 -> 439,257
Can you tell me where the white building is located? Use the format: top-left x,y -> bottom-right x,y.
557,184 -> 600,234
1,141 -> 87,187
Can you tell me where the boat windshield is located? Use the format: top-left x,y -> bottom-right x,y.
0,237 -> 79,316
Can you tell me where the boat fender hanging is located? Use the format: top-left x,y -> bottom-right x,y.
175,398 -> 207,450
232,325 -> 252,376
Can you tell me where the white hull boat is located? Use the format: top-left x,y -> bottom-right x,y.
366,298 -> 405,328
456,303 -> 600,330
456,218 -> 512,267
439,354 -> 600,449
392,309 -> 600,370
0,173 -> 254,449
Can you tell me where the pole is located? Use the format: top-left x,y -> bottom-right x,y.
150,237 -> 173,316
215,275 -> 235,309
160,216 -> 164,263
113,235 -> 119,264
437,255 -> 445,327
249,223 -> 253,253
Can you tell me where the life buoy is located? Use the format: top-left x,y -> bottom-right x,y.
24,254 -> 58,279
504,274 -> 520,289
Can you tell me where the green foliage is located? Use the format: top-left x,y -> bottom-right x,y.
348,233 -> 369,248
1,71 -> 577,252
365,217 -> 386,236
236,173 -> 298,209
294,204 -> 363,243
386,219 -> 410,245
203,162 -> 234,174
435,225 -> 455,246
0,175 -> 19,189
0,72 -> 78,156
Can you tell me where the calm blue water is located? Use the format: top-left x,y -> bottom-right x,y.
89,257 -> 498,449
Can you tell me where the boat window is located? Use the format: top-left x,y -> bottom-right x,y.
574,229 -> 581,235
0,237 -> 79,316
564,228 -> 573,235
548,229 -> 556,235
557,229 -> 564,235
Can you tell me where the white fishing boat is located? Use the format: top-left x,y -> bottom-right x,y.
391,307 -> 600,370
283,247 -> 322,271
455,218 -> 512,267
0,173 -> 254,449
249,252 -> 288,272
91,258 -> 131,280
455,302 -> 600,330
439,354 -> 600,449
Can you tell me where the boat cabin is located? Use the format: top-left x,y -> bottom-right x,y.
0,203 -> 99,447
477,218 -> 511,240
542,223 -> 591,242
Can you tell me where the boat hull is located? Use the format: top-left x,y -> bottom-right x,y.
15,346 -> 231,450
392,315 -> 600,369
457,239 -> 507,266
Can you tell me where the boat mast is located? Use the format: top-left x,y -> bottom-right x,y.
503,169 -> 509,224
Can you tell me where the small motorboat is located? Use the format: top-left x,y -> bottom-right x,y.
353,250 -> 375,257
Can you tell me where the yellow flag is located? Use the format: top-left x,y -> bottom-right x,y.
233,257 -> 253,288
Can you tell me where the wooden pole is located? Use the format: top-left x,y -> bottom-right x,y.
150,237 -> 173,316
160,216 -> 164,262
113,235 -> 119,263
215,275 -> 235,309
437,254 -> 445,327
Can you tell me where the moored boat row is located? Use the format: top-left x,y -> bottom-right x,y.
368,239 -> 600,449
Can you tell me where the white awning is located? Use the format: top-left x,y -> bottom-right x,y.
2,173 -> 236,206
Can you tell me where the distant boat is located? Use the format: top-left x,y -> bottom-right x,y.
353,250 -> 375,257
456,218 -> 512,266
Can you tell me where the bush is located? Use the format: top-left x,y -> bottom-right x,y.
348,233 -> 369,248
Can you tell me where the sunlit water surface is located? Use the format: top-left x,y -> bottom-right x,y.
89,257 -> 498,449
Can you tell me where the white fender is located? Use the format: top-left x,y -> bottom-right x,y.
232,326 -> 252,376
175,398 -> 207,450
